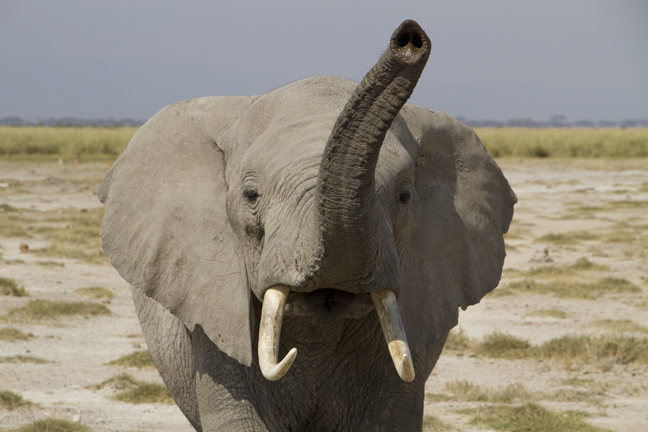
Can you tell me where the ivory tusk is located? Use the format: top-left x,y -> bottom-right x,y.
371,289 -> 415,382
258,285 -> 298,381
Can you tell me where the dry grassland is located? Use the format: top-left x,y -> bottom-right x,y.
1,128 -> 648,431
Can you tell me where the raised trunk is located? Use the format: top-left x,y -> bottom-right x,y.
315,20 -> 430,287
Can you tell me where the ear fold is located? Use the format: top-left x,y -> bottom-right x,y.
99,96 -> 257,366
396,105 -> 517,358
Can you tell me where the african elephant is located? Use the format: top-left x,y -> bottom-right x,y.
99,20 -> 516,432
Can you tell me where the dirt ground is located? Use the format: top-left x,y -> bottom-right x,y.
1,159 -> 647,431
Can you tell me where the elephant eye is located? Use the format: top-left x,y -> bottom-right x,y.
398,191 -> 411,205
243,188 -> 259,203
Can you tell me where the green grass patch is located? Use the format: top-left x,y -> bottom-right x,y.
594,319 -> 648,333
0,327 -> 34,342
107,350 -> 155,369
0,277 -> 27,297
35,260 -> 65,267
89,373 -> 172,404
0,355 -> 49,364
474,332 -> 532,359
6,299 -> 111,321
0,207 -> 108,264
74,287 -> 114,300
493,276 -> 640,299
422,414 -> 451,431
462,402 -> 610,432
0,203 -> 19,212
0,125 -> 137,161
441,329 -> 472,355
444,380 -> 532,403
0,390 -> 32,410
476,127 -> 648,159
607,200 -> 648,209
537,231 -> 600,245
113,382 -> 173,404
526,309 -> 568,319
13,418 -> 91,432
472,332 -> 648,369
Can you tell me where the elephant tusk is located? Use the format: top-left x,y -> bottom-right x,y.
258,285 -> 298,381
370,289 -> 415,382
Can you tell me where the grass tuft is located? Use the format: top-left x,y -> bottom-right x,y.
0,390 -> 32,410
594,319 -> 648,333
471,332 -> 648,369
422,414 -> 452,431
442,329 -> 472,353
113,382 -> 173,404
463,402 -> 610,432
107,351 -> 155,369
443,380 -> 532,403
0,203 -> 19,212
526,309 -> 568,319
0,327 -> 35,342
13,418 -> 91,432
537,231 -> 600,245
0,277 -> 27,297
494,276 -> 640,300
74,287 -> 114,300
0,355 -> 49,364
474,332 -> 531,359
7,299 -> 111,321
88,373 -> 172,404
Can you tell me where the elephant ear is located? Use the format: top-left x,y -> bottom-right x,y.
99,96 -> 257,366
396,105 -> 517,358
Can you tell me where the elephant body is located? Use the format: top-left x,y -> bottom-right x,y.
99,21 -> 515,432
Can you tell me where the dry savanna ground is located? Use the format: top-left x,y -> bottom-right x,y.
1,127 -> 648,431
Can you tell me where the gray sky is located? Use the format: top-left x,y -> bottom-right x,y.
1,0 -> 646,122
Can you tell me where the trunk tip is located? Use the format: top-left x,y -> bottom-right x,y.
390,20 -> 430,64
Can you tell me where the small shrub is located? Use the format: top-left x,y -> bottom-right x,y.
0,390 -> 31,410
7,300 -> 111,321
0,327 -> 35,342
0,277 -> 27,296
13,418 -> 91,432
107,351 -> 155,369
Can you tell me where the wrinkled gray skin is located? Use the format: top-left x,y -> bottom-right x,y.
99,21 -> 516,432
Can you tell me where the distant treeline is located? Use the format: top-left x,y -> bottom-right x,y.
1,115 -> 647,128
457,115 -> 648,129
0,116 -> 145,127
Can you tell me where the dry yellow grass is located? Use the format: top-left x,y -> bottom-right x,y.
475,127 -> 648,158
0,126 -> 136,161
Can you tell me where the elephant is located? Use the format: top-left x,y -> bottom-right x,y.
98,20 -> 516,432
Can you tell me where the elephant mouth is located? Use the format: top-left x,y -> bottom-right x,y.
258,285 -> 415,384
284,289 -> 374,320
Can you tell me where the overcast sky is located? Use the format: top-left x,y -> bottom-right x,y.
1,0 -> 646,122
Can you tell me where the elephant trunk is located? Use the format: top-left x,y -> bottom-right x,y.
315,20 -> 430,285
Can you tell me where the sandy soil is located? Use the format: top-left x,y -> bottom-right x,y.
1,159 -> 647,431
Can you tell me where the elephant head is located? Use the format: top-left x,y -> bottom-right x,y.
99,20 -> 516,384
